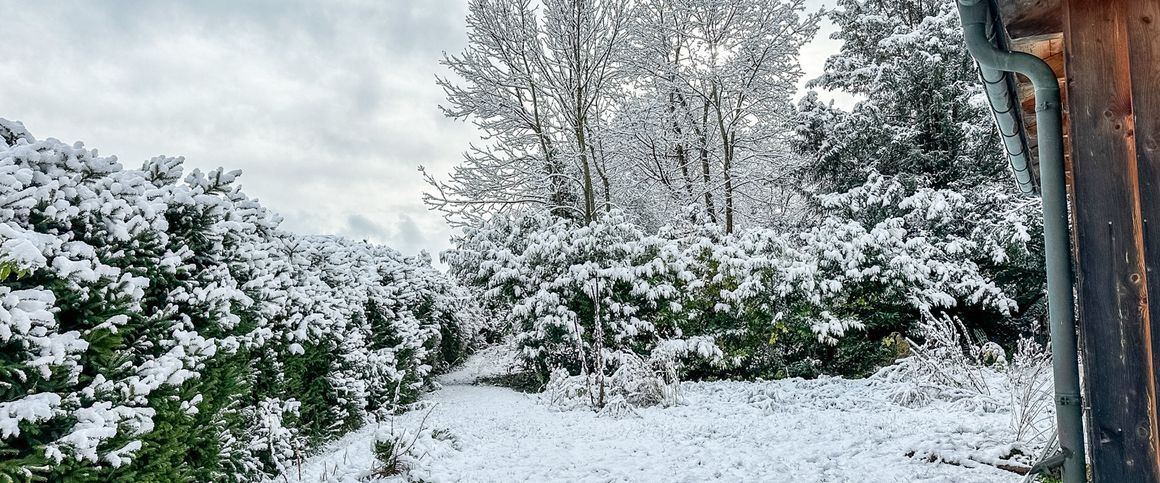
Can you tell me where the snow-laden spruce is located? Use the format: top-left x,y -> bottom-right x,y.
0,120 -> 480,481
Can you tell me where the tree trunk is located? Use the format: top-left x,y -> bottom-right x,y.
589,128 -> 612,213
577,124 -> 596,223
670,92 -> 695,205
716,103 -> 736,234
722,143 -> 734,233
592,277 -> 606,408
571,0 -> 595,224
699,99 -> 716,222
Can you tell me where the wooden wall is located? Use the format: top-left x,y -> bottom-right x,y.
1062,0 -> 1160,480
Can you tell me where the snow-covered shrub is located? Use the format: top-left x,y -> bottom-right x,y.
596,395 -> 639,419
539,343 -> 702,412
362,413 -> 458,482
452,210 -> 779,406
875,313 -> 1002,410
243,398 -> 305,477
756,173 -> 1038,377
1005,338 -> 1054,449
873,312 -> 1056,459
541,368 -> 592,411
610,337 -> 723,408
790,0 -> 1050,378
448,189 -> 1031,387
607,353 -> 680,408
0,120 -> 480,481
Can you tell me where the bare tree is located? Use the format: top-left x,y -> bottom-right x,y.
429,0 -> 817,231
616,0 -> 818,232
429,0 -> 628,225
430,0 -> 574,224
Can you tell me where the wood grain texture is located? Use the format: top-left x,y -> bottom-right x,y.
1001,0 -> 1064,37
1126,2 -> 1160,479
1063,0 -> 1160,480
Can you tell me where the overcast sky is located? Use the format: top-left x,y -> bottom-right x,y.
0,0 -> 847,262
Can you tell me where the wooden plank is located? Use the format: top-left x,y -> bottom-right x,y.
1126,3 -> 1160,478
1063,0 -> 1160,480
1000,0 -> 1064,38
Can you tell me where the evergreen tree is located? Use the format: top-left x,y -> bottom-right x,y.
792,0 -> 1046,349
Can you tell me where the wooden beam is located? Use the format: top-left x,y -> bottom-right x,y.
1000,0 -> 1063,38
1126,3 -> 1160,478
1063,0 -> 1160,480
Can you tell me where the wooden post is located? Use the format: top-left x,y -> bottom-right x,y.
1063,0 -> 1160,480
1128,4 -> 1160,480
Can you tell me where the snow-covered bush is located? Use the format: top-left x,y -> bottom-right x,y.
0,120 -> 480,481
607,352 -> 681,408
540,344 -> 697,412
447,194 -> 1030,390
541,368 -> 592,412
873,312 -> 1056,459
449,211 -> 743,407
772,173 -> 1038,376
360,412 -> 459,482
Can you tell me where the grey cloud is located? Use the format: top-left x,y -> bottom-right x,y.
346,214 -> 390,241
0,0 -> 477,259
1,0 -> 840,264
395,214 -> 426,249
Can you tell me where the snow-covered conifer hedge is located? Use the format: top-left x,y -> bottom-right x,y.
0,120 -> 479,481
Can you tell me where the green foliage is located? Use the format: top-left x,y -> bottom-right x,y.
1,124 -> 480,481
372,438 -> 401,472
281,341 -> 344,448
478,372 -> 548,393
0,261 -> 29,283
451,190 -> 1034,384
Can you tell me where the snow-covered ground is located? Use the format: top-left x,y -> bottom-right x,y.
282,350 -> 1024,483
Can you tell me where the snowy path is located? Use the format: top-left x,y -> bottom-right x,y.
287,351 -> 1024,483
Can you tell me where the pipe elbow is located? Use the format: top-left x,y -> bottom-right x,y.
957,1 -> 1058,91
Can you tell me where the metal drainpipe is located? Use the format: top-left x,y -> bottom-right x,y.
955,1 -> 1087,482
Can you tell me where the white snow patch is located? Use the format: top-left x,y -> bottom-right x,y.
285,356 -> 1022,483
437,344 -> 520,386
